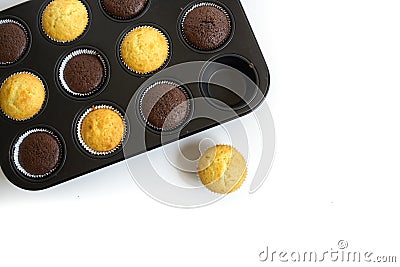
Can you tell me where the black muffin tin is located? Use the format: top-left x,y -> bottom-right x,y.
0,0 -> 270,190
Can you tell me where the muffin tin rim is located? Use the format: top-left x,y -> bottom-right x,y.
0,70 -> 49,123
177,0 -> 236,54
55,45 -> 111,100
98,0 -> 152,22
9,125 -> 67,183
0,16 -> 32,68
38,0 -> 93,46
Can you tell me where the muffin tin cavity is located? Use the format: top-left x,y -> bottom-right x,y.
200,54 -> 259,110
57,47 -> 109,98
0,0 -> 269,190
0,18 -> 31,66
12,127 -> 65,180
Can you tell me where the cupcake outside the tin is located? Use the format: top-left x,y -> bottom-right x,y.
101,0 -> 148,20
77,105 -> 126,156
120,26 -> 169,75
41,0 -> 89,43
0,19 -> 30,65
13,128 -> 63,179
59,48 -> 107,97
140,81 -> 190,131
181,2 -> 232,51
0,72 -> 46,121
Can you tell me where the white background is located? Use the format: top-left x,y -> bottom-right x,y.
1,0 -> 399,266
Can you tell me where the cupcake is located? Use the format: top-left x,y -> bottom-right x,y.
78,105 -> 125,155
120,26 -> 169,74
41,0 -> 89,43
198,145 -> 247,194
101,0 -> 148,20
13,129 -> 62,178
0,72 -> 46,121
140,82 -> 189,131
182,3 -> 231,51
0,19 -> 29,65
59,49 -> 107,96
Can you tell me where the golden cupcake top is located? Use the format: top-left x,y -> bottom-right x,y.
120,27 -> 169,74
198,145 -> 247,194
42,0 -> 89,42
0,73 -> 46,121
80,108 -> 125,153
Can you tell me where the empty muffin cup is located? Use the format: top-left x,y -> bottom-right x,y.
200,54 -> 259,110
76,104 -> 127,156
180,2 -> 232,52
12,128 -> 64,179
139,81 -> 191,132
58,48 -> 109,97
0,18 -> 30,66
119,25 -> 170,75
100,0 -> 150,20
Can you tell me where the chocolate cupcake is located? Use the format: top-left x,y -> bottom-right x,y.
182,3 -> 231,51
101,0 -> 148,20
13,129 -> 63,178
0,19 -> 29,65
140,81 -> 190,131
59,48 -> 107,96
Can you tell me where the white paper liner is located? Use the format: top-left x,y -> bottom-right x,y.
76,104 -> 127,156
0,71 -> 46,121
13,128 -> 63,179
139,80 -> 191,132
58,48 -> 108,97
119,25 -> 170,75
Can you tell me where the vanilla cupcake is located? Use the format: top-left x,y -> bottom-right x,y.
42,0 -> 89,43
0,72 -> 46,121
198,145 -> 247,194
120,26 -> 169,74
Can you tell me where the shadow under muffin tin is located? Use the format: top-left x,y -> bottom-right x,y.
0,0 -> 270,190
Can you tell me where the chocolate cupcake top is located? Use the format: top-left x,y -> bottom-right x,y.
182,4 -> 231,51
17,131 -> 61,177
141,82 -> 189,130
62,53 -> 105,95
101,0 -> 148,19
0,20 -> 28,64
